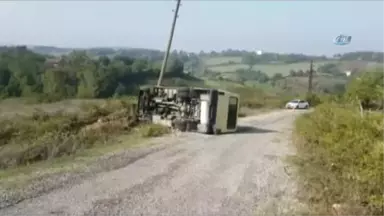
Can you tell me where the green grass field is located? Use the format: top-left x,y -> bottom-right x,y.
207,61 -> 334,75
202,56 -> 242,66
203,56 -> 382,76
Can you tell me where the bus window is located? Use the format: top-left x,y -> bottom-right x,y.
227,96 -> 238,129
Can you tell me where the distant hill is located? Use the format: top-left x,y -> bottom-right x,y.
28,45 -> 74,56
13,45 -> 383,95
27,46 -> 166,59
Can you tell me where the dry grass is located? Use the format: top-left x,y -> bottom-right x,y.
0,98 -> 169,171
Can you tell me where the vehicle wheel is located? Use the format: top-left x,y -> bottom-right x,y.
305,105 -> 309,109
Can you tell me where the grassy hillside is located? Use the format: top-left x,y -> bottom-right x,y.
205,57 -> 381,76
203,56 -> 327,75
199,55 -> 383,96
274,75 -> 347,94
202,56 -> 242,66
208,62 -> 323,75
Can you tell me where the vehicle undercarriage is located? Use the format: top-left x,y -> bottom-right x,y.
136,86 -> 219,134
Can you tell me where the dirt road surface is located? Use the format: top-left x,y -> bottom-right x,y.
0,110 -> 305,216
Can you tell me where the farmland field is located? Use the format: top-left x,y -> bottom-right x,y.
202,56 -> 242,66
206,61 -> 335,75
203,56 -> 382,76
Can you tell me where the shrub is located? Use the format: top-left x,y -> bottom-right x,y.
291,103 -> 383,215
305,93 -> 322,107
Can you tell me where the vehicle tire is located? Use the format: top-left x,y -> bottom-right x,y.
304,105 -> 309,109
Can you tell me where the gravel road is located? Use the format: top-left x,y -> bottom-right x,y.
0,110 -> 304,216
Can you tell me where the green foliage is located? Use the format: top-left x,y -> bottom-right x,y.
241,53 -> 259,69
318,63 -> 343,75
234,69 -> 270,84
345,67 -> 384,109
0,46 -> 196,101
291,103 -> 383,215
305,93 -> 322,107
291,69 -> 384,215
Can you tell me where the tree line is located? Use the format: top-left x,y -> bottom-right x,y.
0,46 -> 191,101
30,46 -> 383,66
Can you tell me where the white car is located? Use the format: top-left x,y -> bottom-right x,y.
285,99 -> 309,109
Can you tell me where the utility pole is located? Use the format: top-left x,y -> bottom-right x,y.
308,60 -> 314,95
157,0 -> 182,86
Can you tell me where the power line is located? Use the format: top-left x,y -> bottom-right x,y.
157,0 -> 182,87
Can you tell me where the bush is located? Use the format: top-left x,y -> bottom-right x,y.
345,68 -> 384,109
291,103 -> 383,215
305,93 -> 322,107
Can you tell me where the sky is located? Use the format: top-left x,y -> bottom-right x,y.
0,0 -> 383,55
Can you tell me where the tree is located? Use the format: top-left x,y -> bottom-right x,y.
0,65 -> 11,86
131,59 -> 148,72
271,73 -> 283,81
257,73 -> 270,83
0,46 -> 242,101
113,83 -> 127,97
289,69 -> 297,77
296,69 -> 305,77
241,54 -> 258,70
166,57 -> 184,74
99,56 -> 111,66
43,68 -> 74,98
346,67 -> 384,109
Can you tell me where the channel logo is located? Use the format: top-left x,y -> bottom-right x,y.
334,34 -> 352,46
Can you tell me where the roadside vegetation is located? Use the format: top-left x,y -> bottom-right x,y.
290,68 -> 384,215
